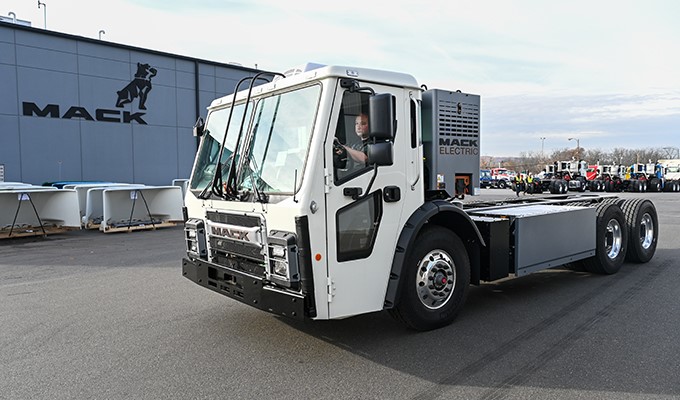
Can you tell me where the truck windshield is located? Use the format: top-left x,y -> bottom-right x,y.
190,84 -> 321,196
189,101 -> 251,191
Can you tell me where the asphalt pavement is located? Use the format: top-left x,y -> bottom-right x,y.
1,190 -> 679,400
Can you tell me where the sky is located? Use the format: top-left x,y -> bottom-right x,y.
6,0 -> 680,157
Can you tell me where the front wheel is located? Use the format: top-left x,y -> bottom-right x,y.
390,226 -> 470,331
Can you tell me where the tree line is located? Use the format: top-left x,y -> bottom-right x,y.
482,147 -> 680,174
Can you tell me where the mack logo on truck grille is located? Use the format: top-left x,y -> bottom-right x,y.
208,222 -> 262,244
439,138 -> 479,156
211,226 -> 249,241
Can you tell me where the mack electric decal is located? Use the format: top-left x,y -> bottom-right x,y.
439,138 -> 480,155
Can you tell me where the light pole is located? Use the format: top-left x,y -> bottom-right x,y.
568,137 -> 580,160
37,0 -> 46,29
539,137 -> 546,158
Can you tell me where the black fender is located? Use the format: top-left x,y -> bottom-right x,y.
383,200 -> 485,309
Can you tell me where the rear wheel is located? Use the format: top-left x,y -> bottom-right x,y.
578,178 -> 587,192
583,203 -> 628,274
649,178 -> 660,192
561,180 -> 569,194
390,226 -> 470,331
621,199 -> 658,263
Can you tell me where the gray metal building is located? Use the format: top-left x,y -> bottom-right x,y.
0,21 -> 263,185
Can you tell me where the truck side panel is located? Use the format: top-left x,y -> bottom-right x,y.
470,205 -> 596,276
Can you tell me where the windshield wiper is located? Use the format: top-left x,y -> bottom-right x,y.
198,74 -> 274,200
226,71 -> 285,201
244,156 -> 268,203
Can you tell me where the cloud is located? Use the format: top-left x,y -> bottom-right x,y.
7,0 -> 680,157
481,92 -> 680,156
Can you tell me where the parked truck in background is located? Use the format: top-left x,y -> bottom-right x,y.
656,159 -> 680,192
535,163 -> 569,194
181,64 -> 659,331
585,163 -> 606,192
489,167 -> 514,189
480,169 -> 492,189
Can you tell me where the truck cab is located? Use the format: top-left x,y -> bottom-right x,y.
480,169 -> 492,188
182,65 -> 483,328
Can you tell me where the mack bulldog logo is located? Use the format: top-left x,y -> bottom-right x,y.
22,61 -> 156,125
116,63 -> 157,110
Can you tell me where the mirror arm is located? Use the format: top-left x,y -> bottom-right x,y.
356,165 -> 379,201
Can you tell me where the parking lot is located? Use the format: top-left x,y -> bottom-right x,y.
1,191 -> 679,400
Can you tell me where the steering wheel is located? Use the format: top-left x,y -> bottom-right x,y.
333,138 -> 348,169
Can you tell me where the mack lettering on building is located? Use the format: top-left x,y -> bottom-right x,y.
22,102 -> 148,125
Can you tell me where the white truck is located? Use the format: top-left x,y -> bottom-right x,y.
181,64 -> 659,331
657,159 -> 680,192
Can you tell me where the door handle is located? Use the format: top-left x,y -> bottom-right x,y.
343,187 -> 363,200
383,186 -> 400,202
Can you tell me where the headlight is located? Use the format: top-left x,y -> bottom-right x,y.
272,259 -> 288,276
267,231 -> 300,289
185,218 -> 207,259
271,245 -> 286,258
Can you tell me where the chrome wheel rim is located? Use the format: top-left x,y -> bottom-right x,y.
605,218 -> 623,259
640,213 -> 654,249
416,250 -> 456,310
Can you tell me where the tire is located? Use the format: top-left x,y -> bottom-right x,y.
390,226 -> 470,331
560,180 -> 568,194
499,180 -> 507,189
582,203 -> 628,275
621,199 -> 658,263
631,180 -> 639,192
649,178 -> 660,192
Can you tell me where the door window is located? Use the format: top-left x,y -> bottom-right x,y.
336,191 -> 383,262
332,91 -> 371,183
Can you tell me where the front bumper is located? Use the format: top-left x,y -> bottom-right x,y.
182,257 -> 305,320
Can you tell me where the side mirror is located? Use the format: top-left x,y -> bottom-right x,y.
367,142 -> 393,166
368,93 -> 396,141
193,117 -> 205,137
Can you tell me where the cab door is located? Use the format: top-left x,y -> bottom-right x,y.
323,82 -> 407,319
